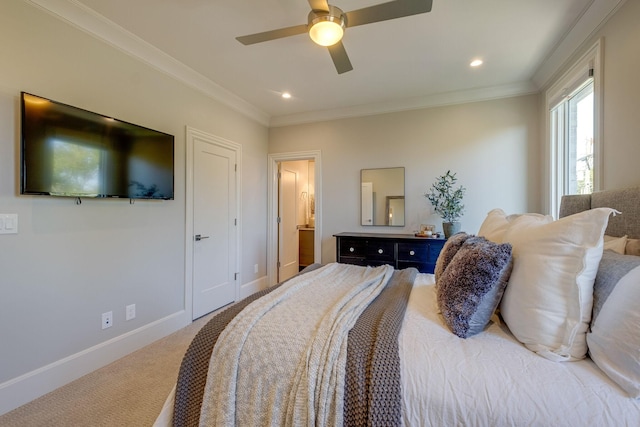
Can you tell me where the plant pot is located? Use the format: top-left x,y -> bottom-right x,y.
442,222 -> 461,239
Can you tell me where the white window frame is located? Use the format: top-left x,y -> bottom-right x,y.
545,39 -> 603,217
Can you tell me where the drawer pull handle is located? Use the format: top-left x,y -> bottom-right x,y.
349,247 -> 355,252
378,249 -> 383,254
409,250 -> 415,256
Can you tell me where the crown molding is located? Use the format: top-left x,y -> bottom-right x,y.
25,0 -> 623,129
25,0 -> 271,127
532,0 -> 626,90
269,81 -> 538,127
276,0 -> 624,127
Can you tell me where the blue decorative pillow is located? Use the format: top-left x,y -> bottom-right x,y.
434,232 -> 471,286
437,236 -> 513,338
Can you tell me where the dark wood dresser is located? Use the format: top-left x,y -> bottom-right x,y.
334,232 -> 446,274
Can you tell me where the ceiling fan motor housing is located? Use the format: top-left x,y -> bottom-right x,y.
308,5 -> 347,27
308,5 -> 347,46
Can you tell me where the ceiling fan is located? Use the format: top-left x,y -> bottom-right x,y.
236,0 -> 433,74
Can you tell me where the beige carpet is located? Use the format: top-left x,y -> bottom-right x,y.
0,311 -> 217,427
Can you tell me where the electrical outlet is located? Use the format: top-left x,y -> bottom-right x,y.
126,304 -> 136,321
254,264 -> 259,274
101,311 -> 113,329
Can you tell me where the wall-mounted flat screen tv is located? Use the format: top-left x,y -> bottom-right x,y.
20,92 -> 174,200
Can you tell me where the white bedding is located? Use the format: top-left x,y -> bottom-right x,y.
156,272 -> 640,427
400,274 -> 640,426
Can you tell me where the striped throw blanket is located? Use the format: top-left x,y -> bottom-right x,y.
172,263 -> 416,427
199,263 -> 394,426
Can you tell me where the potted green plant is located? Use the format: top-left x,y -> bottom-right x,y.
425,170 -> 466,238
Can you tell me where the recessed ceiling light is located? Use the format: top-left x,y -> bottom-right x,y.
281,92 -> 292,99
470,59 -> 483,67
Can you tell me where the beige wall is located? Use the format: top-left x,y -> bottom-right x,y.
270,0 -> 640,266
269,95 -> 540,263
591,0 -> 640,189
540,0 -> 640,193
0,0 -> 268,413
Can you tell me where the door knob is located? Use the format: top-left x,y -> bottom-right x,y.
195,234 -> 210,241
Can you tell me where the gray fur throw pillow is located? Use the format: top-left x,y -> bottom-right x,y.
434,232 -> 471,287
437,236 -> 513,338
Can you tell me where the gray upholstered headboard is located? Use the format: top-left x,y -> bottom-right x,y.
559,186 -> 640,239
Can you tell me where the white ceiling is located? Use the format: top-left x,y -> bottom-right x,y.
33,0 -> 623,126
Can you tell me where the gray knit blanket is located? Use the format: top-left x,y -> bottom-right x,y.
172,263 -> 416,427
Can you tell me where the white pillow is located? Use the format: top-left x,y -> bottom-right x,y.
603,234 -> 628,254
587,265 -> 640,398
499,207 -> 616,361
477,208 -> 552,244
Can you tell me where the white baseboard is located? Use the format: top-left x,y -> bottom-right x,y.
0,276 -> 269,416
0,310 -> 191,416
240,275 -> 268,299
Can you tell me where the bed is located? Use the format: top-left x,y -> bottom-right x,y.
155,187 -> 640,426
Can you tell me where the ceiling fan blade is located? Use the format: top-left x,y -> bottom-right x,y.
328,42 -> 353,74
308,0 -> 330,12
345,0 -> 432,28
236,24 -> 308,45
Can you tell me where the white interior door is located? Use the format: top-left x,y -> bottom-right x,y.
278,165 -> 299,282
192,140 -> 237,319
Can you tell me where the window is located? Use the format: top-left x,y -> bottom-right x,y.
546,40 -> 602,217
551,79 -> 594,195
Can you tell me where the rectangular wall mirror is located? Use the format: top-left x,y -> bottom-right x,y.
361,167 -> 405,226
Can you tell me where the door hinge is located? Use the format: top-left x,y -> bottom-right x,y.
235,164 -> 237,172
277,217 -> 281,224
277,261 -> 281,268
234,272 -> 239,280
234,218 -> 237,226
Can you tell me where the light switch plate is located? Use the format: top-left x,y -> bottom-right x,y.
0,214 -> 18,234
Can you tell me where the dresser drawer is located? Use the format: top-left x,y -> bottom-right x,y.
427,240 -> 446,262
397,260 -> 432,273
339,257 -> 370,267
397,242 -> 428,262
339,238 -> 368,258
364,240 -> 395,261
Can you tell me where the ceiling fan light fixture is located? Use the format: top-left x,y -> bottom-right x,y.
236,1 -> 433,74
308,6 -> 346,47
309,20 -> 343,46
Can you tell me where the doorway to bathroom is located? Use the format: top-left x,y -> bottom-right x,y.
267,151 -> 322,285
